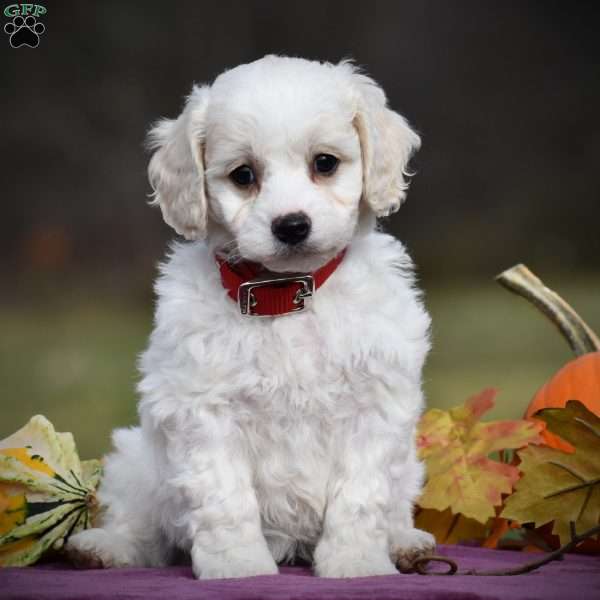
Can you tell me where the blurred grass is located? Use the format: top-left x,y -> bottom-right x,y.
1,275 -> 598,459
424,276 -> 599,420
0,294 -> 152,459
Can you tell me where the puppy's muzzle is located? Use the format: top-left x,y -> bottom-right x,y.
271,212 -> 311,245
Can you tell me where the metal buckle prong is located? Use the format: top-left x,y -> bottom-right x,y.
238,273 -> 315,316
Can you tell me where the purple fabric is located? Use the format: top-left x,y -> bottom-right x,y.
1,545 -> 599,600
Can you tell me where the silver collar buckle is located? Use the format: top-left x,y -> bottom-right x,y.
238,273 -> 315,316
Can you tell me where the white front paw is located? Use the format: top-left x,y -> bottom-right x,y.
192,540 -> 278,579
66,528 -> 137,569
391,527 -> 436,572
314,538 -> 397,578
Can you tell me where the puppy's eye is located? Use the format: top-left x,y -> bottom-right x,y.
313,154 -> 339,175
230,165 -> 255,187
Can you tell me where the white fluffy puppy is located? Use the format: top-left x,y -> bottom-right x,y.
67,55 -> 435,579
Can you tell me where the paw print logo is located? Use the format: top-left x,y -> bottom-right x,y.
4,15 -> 45,48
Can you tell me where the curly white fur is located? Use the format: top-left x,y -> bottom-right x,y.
68,55 -> 435,579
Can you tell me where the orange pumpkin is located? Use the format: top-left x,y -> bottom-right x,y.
497,264 -> 600,449
524,355 -> 600,551
526,351 -> 600,452
526,352 -> 600,418
498,265 -> 600,552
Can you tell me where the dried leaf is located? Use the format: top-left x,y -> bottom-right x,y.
417,389 -> 543,523
502,400 -> 600,545
415,508 -> 489,545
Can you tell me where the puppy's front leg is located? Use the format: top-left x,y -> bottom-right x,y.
314,416 -> 399,578
167,429 -> 277,579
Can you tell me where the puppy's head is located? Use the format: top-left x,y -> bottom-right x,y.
148,55 -> 420,272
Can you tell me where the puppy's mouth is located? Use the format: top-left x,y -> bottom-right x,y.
219,238 -> 342,274
262,242 -> 342,274
276,242 -> 318,259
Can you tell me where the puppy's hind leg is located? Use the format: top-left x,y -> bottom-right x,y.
388,448 -> 436,572
67,427 -> 169,568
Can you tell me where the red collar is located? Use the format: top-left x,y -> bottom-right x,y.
216,250 -> 346,316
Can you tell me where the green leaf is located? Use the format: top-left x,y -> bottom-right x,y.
502,400 -> 600,545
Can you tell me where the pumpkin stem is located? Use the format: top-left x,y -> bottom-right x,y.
496,264 -> 600,356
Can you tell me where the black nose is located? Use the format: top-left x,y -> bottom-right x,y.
271,212 -> 312,245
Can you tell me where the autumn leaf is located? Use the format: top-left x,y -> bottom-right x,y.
415,508 -> 488,545
417,388 -> 543,523
502,400 -> 600,545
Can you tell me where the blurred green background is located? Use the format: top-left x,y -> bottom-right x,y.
2,1 -> 599,458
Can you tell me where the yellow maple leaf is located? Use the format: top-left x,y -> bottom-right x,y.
417,389 -> 543,523
414,508 -> 488,545
502,400 -> 600,545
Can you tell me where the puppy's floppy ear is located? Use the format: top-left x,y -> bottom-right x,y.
351,71 -> 421,216
147,85 -> 210,240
